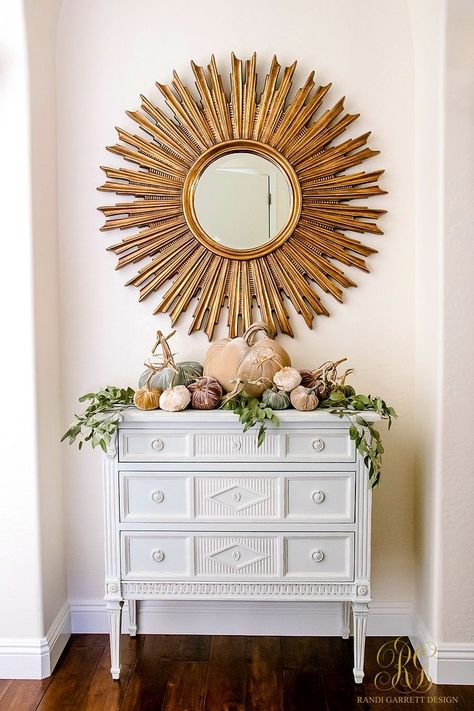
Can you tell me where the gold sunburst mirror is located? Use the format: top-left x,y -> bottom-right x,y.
98,53 -> 386,339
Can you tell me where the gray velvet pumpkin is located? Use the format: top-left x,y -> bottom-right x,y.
139,330 -> 202,391
139,360 -> 202,391
261,388 -> 290,410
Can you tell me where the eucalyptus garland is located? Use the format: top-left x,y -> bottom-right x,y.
318,390 -> 397,487
222,395 -> 280,447
61,367 -> 396,489
61,386 -> 135,452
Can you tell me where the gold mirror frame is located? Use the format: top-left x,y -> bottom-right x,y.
98,53 -> 386,339
182,139 -> 302,260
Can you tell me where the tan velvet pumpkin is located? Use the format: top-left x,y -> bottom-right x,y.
133,385 -> 161,410
203,322 -> 291,398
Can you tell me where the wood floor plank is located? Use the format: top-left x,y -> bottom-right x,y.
173,635 -> 211,662
0,678 -> 52,711
35,642 -> 103,711
204,636 -> 247,711
1,635 -> 473,711
283,668 -> 328,711
70,634 -> 108,649
311,637 -> 353,673
246,637 -> 284,711
281,636 -> 322,671
120,635 -> 175,711
83,636 -> 137,711
161,661 -> 208,711
0,681 -> 11,705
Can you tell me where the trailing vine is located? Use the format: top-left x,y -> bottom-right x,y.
318,390 -> 397,487
222,394 -> 280,447
61,386 -> 135,452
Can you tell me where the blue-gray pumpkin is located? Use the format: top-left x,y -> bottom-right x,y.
261,388 -> 290,410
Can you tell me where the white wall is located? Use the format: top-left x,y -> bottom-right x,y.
0,0 -> 43,643
409,0 -> 446,648
0,0 -> 68,678
57,0 -> 416,615
24,0 -> 67,637
410,0 -> 474,647
439,0 -> 474,644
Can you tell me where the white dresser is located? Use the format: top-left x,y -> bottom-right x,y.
103,408 -> 375,682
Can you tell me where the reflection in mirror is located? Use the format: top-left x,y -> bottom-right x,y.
194,152 -> 293,250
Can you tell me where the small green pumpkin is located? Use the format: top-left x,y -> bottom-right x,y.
262,388 -> 290,410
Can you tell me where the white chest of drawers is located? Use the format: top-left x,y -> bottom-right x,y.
103,409 -> 375,682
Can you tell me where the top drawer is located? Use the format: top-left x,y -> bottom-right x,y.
119,428 -> 354,463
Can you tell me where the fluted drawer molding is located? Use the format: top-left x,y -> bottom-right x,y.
194,432 -> 281,458
196,476 -> 278,519
195,536 -> 278,577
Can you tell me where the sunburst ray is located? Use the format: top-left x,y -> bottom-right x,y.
98,53 -> 386,338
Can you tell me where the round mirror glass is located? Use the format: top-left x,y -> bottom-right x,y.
193,151 -> 293,250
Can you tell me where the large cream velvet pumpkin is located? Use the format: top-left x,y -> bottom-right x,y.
203,322 -> 291,398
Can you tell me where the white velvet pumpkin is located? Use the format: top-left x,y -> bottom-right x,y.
159,385 -> 191,412
273,367 -> 302,392
203,322 -> 291,397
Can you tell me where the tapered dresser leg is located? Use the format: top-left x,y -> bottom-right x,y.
352,602 -> 369,683
342,601 -> 351,639
107,600 -> 123,680
128,599 -> 137,637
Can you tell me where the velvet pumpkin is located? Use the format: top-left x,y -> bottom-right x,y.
273,367 -> 302,392
261,388 -> 290,410
188,377 -> 222,410
203,322 -> 291,398
133,385 -> 161,410
290,385 -> 319,411
139,330 -> 202,390
159,385 -> 191,412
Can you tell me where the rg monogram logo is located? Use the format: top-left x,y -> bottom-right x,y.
374,637 -> 435,694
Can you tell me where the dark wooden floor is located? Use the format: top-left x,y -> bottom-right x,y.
0,635 -> 471,710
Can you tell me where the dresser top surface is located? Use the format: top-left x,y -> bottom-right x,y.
119,407 -> 380,426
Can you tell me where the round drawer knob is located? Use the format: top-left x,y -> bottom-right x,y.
312,438 -> 325,452
232,491 -> 242,502
312,490 -> 325,504
232,440 -> 242,451
232,550 -> 242,561
151,489 -> 165,504
311,549 -> 325,563
151,438 -> 164,451
152,549 -> 165,563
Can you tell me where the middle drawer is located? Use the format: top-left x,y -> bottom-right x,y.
119,471 -> 355,524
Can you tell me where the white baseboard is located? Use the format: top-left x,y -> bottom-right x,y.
0,601 -> 71,680
410,616 -> 474,685
70,598 -> 413,637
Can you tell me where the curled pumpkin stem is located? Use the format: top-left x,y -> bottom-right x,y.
339,368 -> 356,387
221,376 -> 274,407
146,330 -> 180,375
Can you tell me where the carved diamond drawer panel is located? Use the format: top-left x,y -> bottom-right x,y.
193,432 -> 281,460
195,476 -> 279,519
121,532 -> 192,580
285,533 -> 354,581
285,474 -> 355,522
119,430 -> 191,462
119,473 -> 191,522
285,430 -> 355,462
195,536 -> 279,577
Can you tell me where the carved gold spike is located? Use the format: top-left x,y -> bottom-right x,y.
98,53 -> 386,338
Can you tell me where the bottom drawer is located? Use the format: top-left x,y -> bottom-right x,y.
121,532 -> 192,580
121,532 -> 354,582
285,533 -> 354,581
